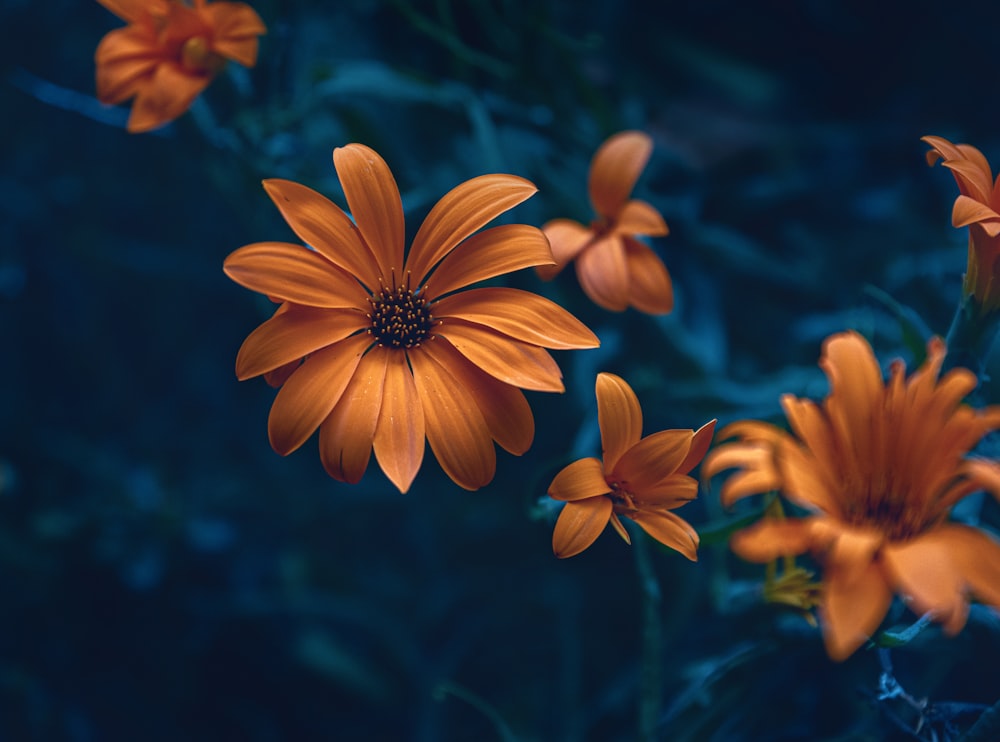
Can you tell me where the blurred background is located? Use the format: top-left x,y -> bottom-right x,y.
3,0 -> 1000,739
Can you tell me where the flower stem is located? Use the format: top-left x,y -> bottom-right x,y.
632,529 -> 662,742
943,294 -> 1000,384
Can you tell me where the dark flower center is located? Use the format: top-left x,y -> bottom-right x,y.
367,279 -> 435,349
180,37 -> 226,75
608,480 -> 638,513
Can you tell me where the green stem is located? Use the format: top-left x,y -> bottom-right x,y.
632,529 -> 662,742
943,294 -> 1000,383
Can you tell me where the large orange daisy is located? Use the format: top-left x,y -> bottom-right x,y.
547,372 -> 715,558
95,0 -> 266,133
924,135 -> 1000,313
537,131 -> 673,314
703,330 -> 1000,660
224,143 -> 599,493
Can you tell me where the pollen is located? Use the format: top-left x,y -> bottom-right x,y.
367,275 -> 435,349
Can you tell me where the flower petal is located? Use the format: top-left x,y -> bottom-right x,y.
435,323 -> 564,392
235,306 -> 368,380
372,351 -> 425,493
952,194 -> 1000,230
409,347 -> 495,491
677,419 -> 717,475
333,144 -> 406,278
595,372 -> 643,473
552,498 -> 613,558
425,224 -> 553,297
821,561 -> 893,661
407,174 -> 537,284
589,131 -> 653,218
224,242 -> 369,308
881,531 -> 969,635
127,61 -> 210,132
199,1 -> 266,67
702,440 -> 782,507
537,219 -> 593,280
729,517 -> 817,562
575,235 -> 630,311
267,333 -> 370,455
612,429 -> 693,493
623,236 -> 673,315
548,458 -> 611,502
433,287 -> 599,349
262,179 -> 381,289
94,26 -> 160,104
629,510 -> 699,561
96,0 -> 167,23
318,345 -> 389,484
635,474 -> 699,508
944,524 -> 1000,610
616,199 -> 669,237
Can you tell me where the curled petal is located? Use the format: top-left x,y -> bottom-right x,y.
589,130 -> 653,218
552,498 -> 613,558
629,510 -> 699,561
677,419 -> 717,476
623,237 -> 673,315
436,324 -> 565,392
821,561 -> 893,661
952,195 -> 1000,234
703,442 -> 782,507
595,372 -> 643,473
408,174 -> 538,284
548,458 -> 611,502
575,235 -> 629,311
537,219 -> 593,280
372,351 -> 425,493
433,287 -> 599,350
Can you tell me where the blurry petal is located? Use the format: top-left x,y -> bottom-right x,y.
434,288 -> 598,349
94,26 -> 159,104
127,62 -> 210,132
373,351 -> 425,493
575,235 -> 629,311
613,429 -> 693,492
882,532 -> 968,635
589,131 -> 653,218
729,517 -> 817,562
267,333 -> 369,455
408,174 -> 537,284
537,219 -> 593,280
333,144 -> 406,278
96,0 -> 167,23
616,199 -> 669,236
200,1 -> 266,66
623,237 -> 673,315
552,498 -> 613,558
262,179 -> 381,289
630,510 -> 699,561
703,441 -> 781,507
677,419 -> 717,475
224,242 -> 369,308
426,224 -> 554,297
318,345 -> 389,484
436,323 -> 564,392
548,458 -> 611,502
409,347 -> 495,491
945,524 -> 1000,609
235,306 -> 368,380
821,561 -> 893,661
595,372 -> 643,473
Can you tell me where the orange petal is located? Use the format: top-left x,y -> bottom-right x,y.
616,199 -> 669,237
952,194 -> 1000,229
612,429 -> 693,493
318,345 -> 389,484
821,561 -> 893,661
333,144 -> 406,278
548,458 -> 611,502
421,338 -> 534,455
629,510 -> 699,561
702,441 -> 782,507
199,1 -> 266,67
94,26 -> 160,104
552,498 -> 613,558
623,236 -> 673,315
941,158 -> 995,204
881,531 -> 968,635
235,306 -> 367,380
372,351 -> 425,493
409,347 -> 495,491
126,62 -> 210,133
729,517 -> 817,562
635,474 -> 698,508
677,419 -> 717,475
537,219 -> 593,280
224,242 -> 368,308
595,372 -> 643,473
435,323 -> 564,392
588,130 -> 653,218
433,287 -> 599,349
944,524 -> 1000,610
262,179 -> 381,289
266,333 -> 370,455
575,235 -> 629,311
425,224 -> 554,297
95,0 -> 167,23
407,174 -> 537,284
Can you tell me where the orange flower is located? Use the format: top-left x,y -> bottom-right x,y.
547,372 -> 715,558
537,131 -> 673,314
224,143 -> 599,493
95,0 -> 266,133
703,330 -> 1000,660
924,135 -> 1000,312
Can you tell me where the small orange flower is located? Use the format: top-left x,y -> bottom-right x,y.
95,0 -> 266,133
924,135 -> 1000,313
547,372 -> 715,558
703,330 -> 1000,660
537,131 -> 673,314
224,143 -> 599,493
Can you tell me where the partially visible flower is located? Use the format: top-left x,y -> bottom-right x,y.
224,143 -> 599,493
537,131 -> 673,314
547,372 -> 715,558
924,135 -> 1000,313
703,330 -> 1000,661
95,0 -> 266,133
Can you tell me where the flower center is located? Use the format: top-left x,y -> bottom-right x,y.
847,485 -> 927,542
608,481 -> 638,513
367,278 -> 435,349
180,37 -> 226,75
